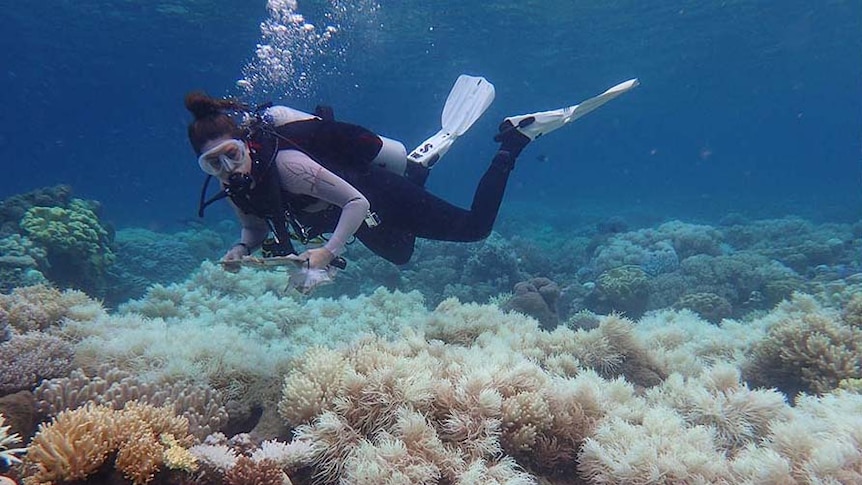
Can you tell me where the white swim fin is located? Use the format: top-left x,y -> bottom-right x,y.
408,74 -> 496,168
502,78 -> 639,141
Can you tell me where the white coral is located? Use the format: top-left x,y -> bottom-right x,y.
0,413 -> 25,467
188,443 -> 238,471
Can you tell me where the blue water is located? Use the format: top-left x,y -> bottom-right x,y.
2,0 -> 860,228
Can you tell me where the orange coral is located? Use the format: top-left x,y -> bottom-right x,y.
23,402 -> 194,485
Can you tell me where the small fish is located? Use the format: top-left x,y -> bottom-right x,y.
535,154 -> 549,163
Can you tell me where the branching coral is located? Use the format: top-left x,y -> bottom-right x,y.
278,316 -> 604,483
23,401 -> 194,485
568,314 -> 667,388
34,366 -> 227,440
224,456 -> 286,485
0,284 -> 101,333
0,332 -> 74,393
746,294 -> 862,395
731,390 -> 862,484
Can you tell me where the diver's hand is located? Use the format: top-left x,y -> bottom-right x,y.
221,243 -> 249,272
298,247 -> 335,270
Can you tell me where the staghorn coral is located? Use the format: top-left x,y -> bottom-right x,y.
161,433 -> 199,472
23,401 -> 194,485
34,366 -> 227,440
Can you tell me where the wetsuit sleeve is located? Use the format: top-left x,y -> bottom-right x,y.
275,150 -> 370,256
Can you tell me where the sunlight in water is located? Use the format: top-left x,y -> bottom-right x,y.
237,0 -> 379,99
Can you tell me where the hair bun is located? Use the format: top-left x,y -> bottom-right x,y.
185,91 -> 222,119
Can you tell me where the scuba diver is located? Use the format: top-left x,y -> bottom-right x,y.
187,75 -> 638,287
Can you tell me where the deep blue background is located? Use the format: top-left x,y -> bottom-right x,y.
2,1 -> 860,229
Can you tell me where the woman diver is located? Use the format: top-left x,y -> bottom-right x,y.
186,76 -> 638,274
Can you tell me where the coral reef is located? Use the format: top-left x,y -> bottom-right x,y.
0,208 -> 858,484
279,334 -> 587,482
724,217 -> 855,273
579,364 -> 862,484
34,366 -> 227,440
105,227 -> 227,306
0,235 -> 48,293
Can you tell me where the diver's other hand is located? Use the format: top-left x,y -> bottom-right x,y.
298,247 -> 335,270
221,243 -> 249,272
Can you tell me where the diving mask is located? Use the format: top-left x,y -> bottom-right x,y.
198,139 -> 248,176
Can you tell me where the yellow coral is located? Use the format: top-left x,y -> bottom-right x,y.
161,433 -> 199,472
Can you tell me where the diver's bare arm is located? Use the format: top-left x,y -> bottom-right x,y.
276,150 -> 369,256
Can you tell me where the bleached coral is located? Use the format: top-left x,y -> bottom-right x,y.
747,293 -> 862,395
645,364 -> 790,451
251,438 -> 316,470
188,443 -> 239,471
579,407 -> 733,484
0,413 -> 26,468
731,390 -> 862,483
278,306 -> 613,482
0,284 -> 103,333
